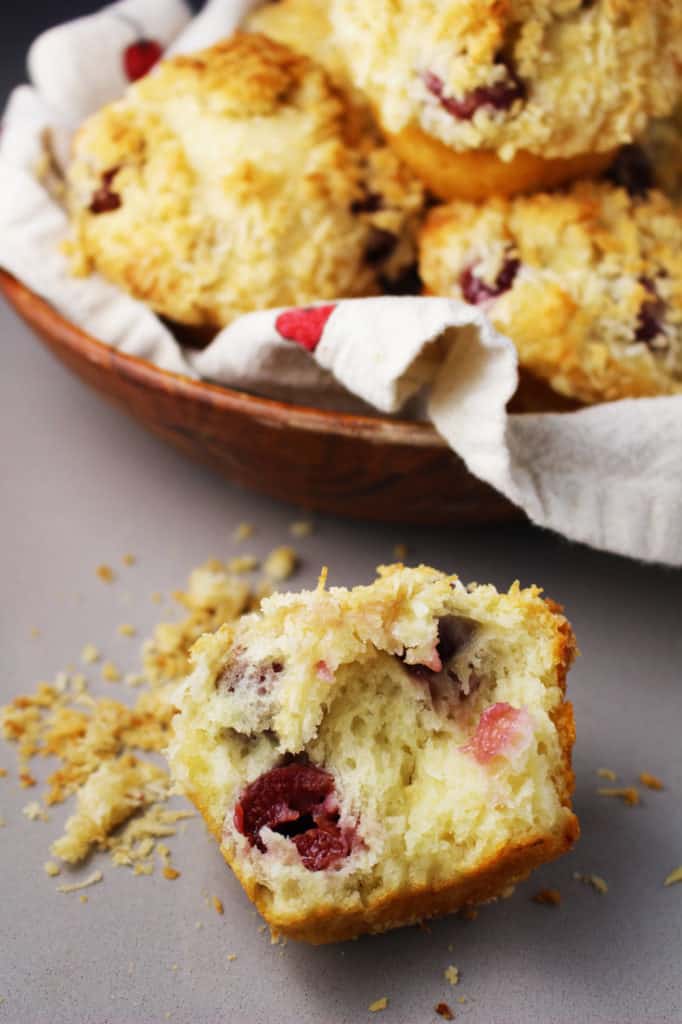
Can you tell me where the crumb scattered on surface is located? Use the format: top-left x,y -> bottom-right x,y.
31,627 -> 41,638
44,861 -> 60,877
227,953 -> 237,962
596,768 -> 617,781
263,545 -> 298,582
574,872 -> 608,894
101,661 -> 121,683
532,887 -> 561,906
163,866 -> 180,880
444,965 -> 460,987
122,554 -> 136,567
56,869 -> 103,894
664,865 -> 682,887
96,565 -> 115,583
435,1003 -> 455,1020
0,767 -> 7,778
227,555 -> 259,574
597,786 -> 640,806
20,772 -> 37,788
639,772 -> 664,791
0,816 -> 5,827
117,624 -> 137,638
79,894 -> 88,903
81,643 -> 100,664
22,801 -> 48,822
369,997 -> 388,1013
290,520 -> 313,538
393,543 -> 408,561
213,896 -> 224,915
233,522 -> 254,541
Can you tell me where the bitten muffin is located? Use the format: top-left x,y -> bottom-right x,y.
168,564 -> 578,944
420,181 -> 682,404
330,0 -> 682,201
64,34 -> 424,328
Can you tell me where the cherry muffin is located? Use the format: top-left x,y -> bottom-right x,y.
168,564 -> 578,944
64,34 -> 424,329
330,0 -> 682,201
420,181 -> 682,404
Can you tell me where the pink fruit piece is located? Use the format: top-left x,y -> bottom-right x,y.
89,168 -> 122,214
462,702 -> 533,765
460,257 -> 520,305
234,762 -> 352,871
123,38 -> 163,82
275,304 -> 336,352
423,60 -> 525,121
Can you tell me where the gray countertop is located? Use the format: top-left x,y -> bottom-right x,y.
1,6 -> 681,1021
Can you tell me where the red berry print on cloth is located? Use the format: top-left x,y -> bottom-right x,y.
275,304 -> 336,352
124,38 -> 162,82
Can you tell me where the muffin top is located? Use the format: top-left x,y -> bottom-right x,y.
65,33 -> 424,328
331,0 -> 682,161
420,180 -> 682,403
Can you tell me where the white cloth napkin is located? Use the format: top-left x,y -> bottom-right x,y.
1,0 -> 681,566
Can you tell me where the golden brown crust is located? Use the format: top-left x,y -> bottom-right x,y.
388,125 -> 614,201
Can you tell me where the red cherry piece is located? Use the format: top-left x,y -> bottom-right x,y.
292,824 -> 350,872
124,39 -> 163,82
462,702 -> 533,764
275,304 -> 336,352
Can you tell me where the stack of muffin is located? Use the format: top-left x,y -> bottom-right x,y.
66,0 -> 682,406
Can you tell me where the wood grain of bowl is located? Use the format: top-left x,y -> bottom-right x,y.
1,271 -> 520,525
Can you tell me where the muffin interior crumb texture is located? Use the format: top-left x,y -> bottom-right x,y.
168,563 -> 578,943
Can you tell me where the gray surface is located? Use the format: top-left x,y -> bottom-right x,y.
2,294 -> 682,1024
1,6 -> 682,1022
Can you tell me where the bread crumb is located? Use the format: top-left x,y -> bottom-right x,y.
597,786 -> 640,806
44,861 -> 61,877
639,772 -> 664,791
573,872 -> 608,894
22,801 -> 48,821
457,997 -> 467,1005
80,643 -> 100,665
532,887 -> 561,906
79,894 -> 88,904
664,865 -> 682,887
0,767 -> 7,778
19,772 -> 37,788
227,953 -> 237,962
31,627 -> 41,638
56,869 -> 103,894
122,554 -> 137,567
596,768 -> 617,782
195,921 -> 203,930
233,522 -> 254,541
369,997 -> 388,1013
290,520 -> 313,538
444,965 -> 460,987
435,1003 -> 455,1020
227,555 -> 259,574
124,673 -> 146,687
117,624 -> 137,638
96,565 -> 115,583
264,545 -> 298,581
163,866 -> 180,880
212,896 -> 224,915
101,661 -> 121,683
393,543 -> 408,561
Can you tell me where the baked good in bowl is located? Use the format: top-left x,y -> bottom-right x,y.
64,33 -> 424,329
168,564 -> 578,944
330,0 -> 682,200
420,180 -> 682,403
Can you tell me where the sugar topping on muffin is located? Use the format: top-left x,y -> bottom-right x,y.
64,33 -> 424,329
168,563 -> 578,944
420,179 -> 682,404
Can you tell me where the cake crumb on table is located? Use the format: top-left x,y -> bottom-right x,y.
263,545 -> 298,582
227,555 -> 259,574
233,522 -> 254,542
101,661 -> 121,682
226,953 -> 237,962
80,643 -> 100,664
289,520 -> 313,538
96,565 -> 115,583
163,866 -> 181,880
117,624 -> 137,638
44,861 -> 60,877
0,816 -> 5,828
20,772 -> 37,788
573,872 -> 608,894
639,772 -> 664,791
22,801 -> 48,821
368,997 -> 388,1013
596,768 -> 617,781
597,786 -> 640,806
532,887 -> 561,906
122,554 -> 137,567
444,965 -> 460,987
435,1002 -> 455,1020
0,767 -> 7,778
56,869 -> 103,894
664,866 -> 682,887
212,896 -> 224,915
79,894 -> 88,904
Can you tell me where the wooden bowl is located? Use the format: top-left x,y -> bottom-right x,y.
0,271 -> 520,525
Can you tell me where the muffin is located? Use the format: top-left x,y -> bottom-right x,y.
246,0 -> 348,89
330,0 -> 682,201
168,564 -> 578,944
420,181 -> 682,403
64,33 -> 424,329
